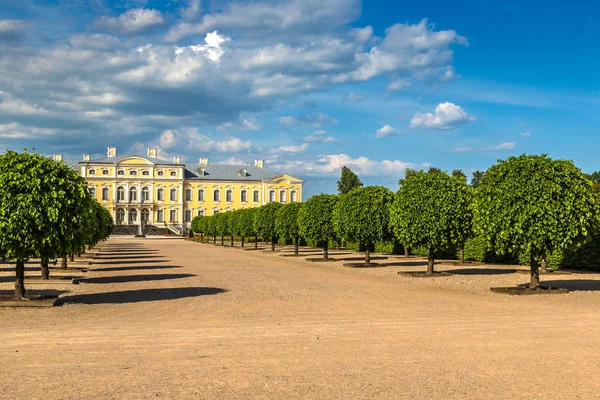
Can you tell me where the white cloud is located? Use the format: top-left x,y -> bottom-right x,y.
450,142 -> 516,152
274,143 -> 309,153
278,112 -> 338,127
520,131 -> 531,137
0,20 -> 29,40
302,135 -> 339,143
271,153 -> 429,177
314,130 -> 327,135
159,129 -> 177,149
94,8 -> 165,35
409,102 -> 474,130
387,79 -> 411,93
221,156 -> 246,165
374,124 -> 401,138
344,93 -> 365,102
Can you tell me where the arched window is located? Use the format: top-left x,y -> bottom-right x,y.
129,187 -> 138,202
157,170 -> 164,176
116,208 -> 125,223
117,186 -> 125,202
130,170 -> 137,176
88,169 -> 96,175
141,208 -> 150,222
102,169 -> 109,175
170,188 -> 177,201
142,170 -> 150,176
213,189 -> 220,202
226,189 -> 233,202
185,189 -> 192,201
169,209 -> 177,221
128,208 -> 137,223
117,170 -> 125,176
241,189 -> 248,203
141,187 -> 150,201
269,190 -> 276,203
157,188 -> 164,201
185,209 -> 192,222
170,171 -> 177,177
290,190 -> 297,203
198,189 -> 205,202
280,190 -> 286,203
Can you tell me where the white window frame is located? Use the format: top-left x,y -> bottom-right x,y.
269,190 -> 276,203
280,190 -> 286,203
102,187 -> 110,201
185,189 -> 192,201
226,189 -> 233,203
157,209 -> 164,222
157,188 -> 164,201
198,189 -> 205,202
170,188 -> 177,202
253,190 -> 260,203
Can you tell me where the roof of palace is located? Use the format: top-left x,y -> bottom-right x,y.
65,155 -> 279,181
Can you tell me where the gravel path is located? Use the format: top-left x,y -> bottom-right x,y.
1,238 -> 600,399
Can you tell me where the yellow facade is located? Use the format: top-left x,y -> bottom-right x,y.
62,148 -> 303,233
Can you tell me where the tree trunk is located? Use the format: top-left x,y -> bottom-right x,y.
87,244 -> 93,251
61,255 -> 68,270
459,247 -> 464,264
404,247 -> 409,258
231,235 -> 234,247
271,236 -> 276,252
427,248 -> 435,274
336,241 -> 340,250
15,259 -> 25,299
540,258 -> 548,273
365,249 -> 371,265
323,241 -> 329,259
70,253 -> 74,262
530,254 -> 541,289
241,236 -> 245,248
213,235 -> 216,244
294,237 -> 299,256
255,235 -> 258,249
41,257 -> 49,280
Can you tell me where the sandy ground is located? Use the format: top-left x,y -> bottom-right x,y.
1,238 -> 600,399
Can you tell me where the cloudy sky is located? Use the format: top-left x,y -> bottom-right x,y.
1,0 -> 599,197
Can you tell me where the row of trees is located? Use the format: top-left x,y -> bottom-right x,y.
0,151 -> 114,299
194,154 -> 600,290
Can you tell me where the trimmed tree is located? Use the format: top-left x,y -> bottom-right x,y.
254,203 -> 283,251
227,210 -> 239,247
337,166 -> 363,195
298,194 -> 338,259
474,154 -> 600,289
239,208 -> 258,249
0,151 -> 90,297
275,203 -> 303,256
390,170 -> 473,275
215,212 -> 231,246
205,215 -> 217,244
333,186 -> 394,265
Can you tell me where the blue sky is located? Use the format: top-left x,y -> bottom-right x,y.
1,0 -> 599,197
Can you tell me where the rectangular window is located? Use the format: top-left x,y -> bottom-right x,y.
241,190 -> 247,202
290,191 -> 297,202
253,190 -> 260,202
89,187 -> 96,198
170,209 -> 177,222
157,189 -> 164,201
213,210 -> 220,215
102,187 -> 109,201
213,189 -> 220,202
185,210 -> 192,222
198,189 -> 205,202
170,189 -> 177,201
157,209 -> 164,222
197,209 -> 204,217
269,190 -> 276,203
280,190 -> 286,203
185,189 -> 192,201
226,189 -> 233,202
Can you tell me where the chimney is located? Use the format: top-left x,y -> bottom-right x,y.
199,157 -> 209,165
107,146 -> 117,158
173,156 -> 181,164
53,154 -> 63,162
147,148 -> 158,158
83,154 -> 90,162
255,159 -> 265,168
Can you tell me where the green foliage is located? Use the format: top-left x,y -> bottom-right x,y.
204,215 -> 217,237
191,215 -> 202,233
228,210 -> 240,236
238,208 -> 257,238
0,150 -> 91,260
333,186 -> 394,252
215,212 -> 231,236
452,169 -> 467,183
275,202 -> 302,241
253,203 -> 283,241
470,170 -> 484,188
398,168 -> 420,186
298,194 -> 338,243
337,166 -> 363,195
390,170 -> 473,256
473,154 -> 600,261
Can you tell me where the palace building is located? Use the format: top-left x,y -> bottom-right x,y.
58,147 -> 304,234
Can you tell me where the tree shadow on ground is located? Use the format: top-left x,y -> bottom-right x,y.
0,266 -> 40,273
94,255 -> 164,260
82,273 -> 195,284
521,279 -> 600,292
445,268 -> 517,275
386,261 -> 431,267
92,265 -> 182,272
98,251 -> 159,255
334,256 -> 388,261
92,259 -> 171,265
58,287 -> 227,305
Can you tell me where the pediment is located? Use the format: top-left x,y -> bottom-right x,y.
118,157 -> 154,166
